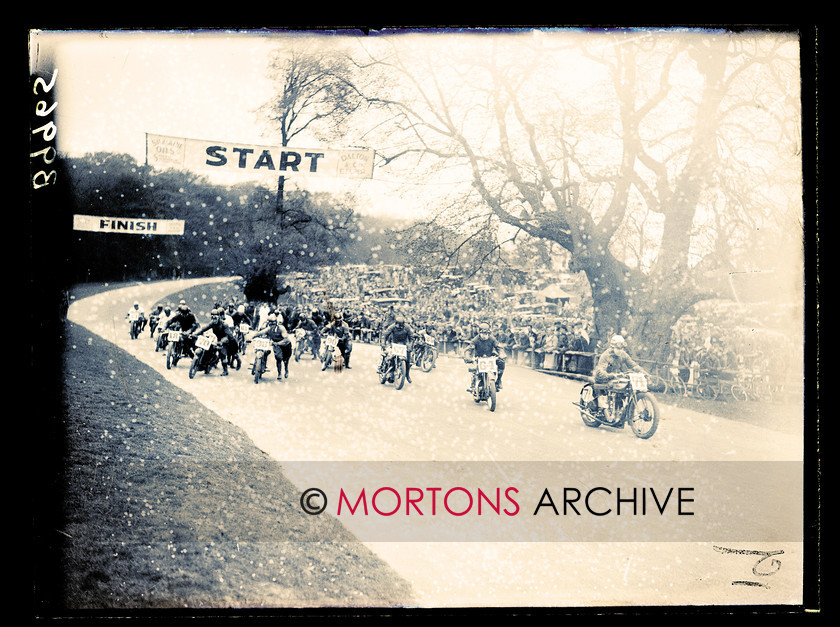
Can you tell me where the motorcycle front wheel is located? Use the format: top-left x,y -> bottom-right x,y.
166,343 -> 177,369
189,351 -> 202,379
628,392 -> 659,439
254,353 -> 265,384
421,350 -> 434,373
394,359 -> 406,390
487,382 -> 497,412
579,384 -> 601,429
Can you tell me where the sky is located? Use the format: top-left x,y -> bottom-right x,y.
29,27 -> 802,226
34,30 -> 297,159
29,28 -> 431,218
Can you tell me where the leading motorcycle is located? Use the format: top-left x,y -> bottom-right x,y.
378,342 -> 409,390
465,355 -> 499,411
573,372 -> 659,439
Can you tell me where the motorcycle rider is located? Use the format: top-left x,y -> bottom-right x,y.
154,304 -> 175,351
165,302 -> 200,358
222,306 -> 235,329
251,313 -> 293,380
148,304 -> 164,337
466,322 -> 506,392
191,308 -> 238,376
231,304 -> 252,328
230,304 -> 252,354
591,334 -> 647,410
126,302 -> 146,334
290,313 -> 320,359
322,316 -> 352,370
381,315 -> 414,383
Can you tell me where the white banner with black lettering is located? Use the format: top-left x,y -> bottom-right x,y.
73,214 -> 185,235
146,133 -> 375,179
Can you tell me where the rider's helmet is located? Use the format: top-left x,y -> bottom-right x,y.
609,334 -> 626,349
267,314 -> 277,324
210,308 -> 221,319
237,305 -> 246,314
478,322 -> 491,335
395,315 -> 405,327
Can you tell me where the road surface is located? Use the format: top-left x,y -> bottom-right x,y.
66,278 -> 806,608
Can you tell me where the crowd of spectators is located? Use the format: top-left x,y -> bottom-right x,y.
266,264 -> 599,377
239,265 -> 800,387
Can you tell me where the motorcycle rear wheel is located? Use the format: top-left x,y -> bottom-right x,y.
628,392 -> 659,439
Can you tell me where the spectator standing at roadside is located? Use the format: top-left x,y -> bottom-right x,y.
542,326 -> 560,370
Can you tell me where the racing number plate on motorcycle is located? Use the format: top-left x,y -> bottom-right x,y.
253,338 -> 272,352
195,335 -> 212,351
477,357 -> 497,375
325,335 -> 339,349
391,343 -> 407,359
425,333 -> 435,346
167,331 -> 181,341
629,372 -> 648,392
240,323 -> 250,334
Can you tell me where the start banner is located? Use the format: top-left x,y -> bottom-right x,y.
146,133 -> 375,180
73,215 -> 185,235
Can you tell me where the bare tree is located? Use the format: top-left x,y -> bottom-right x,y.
259,37 -> 367,211
356,29 -> 801,359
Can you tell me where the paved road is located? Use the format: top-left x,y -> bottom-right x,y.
67,278 -> 806,608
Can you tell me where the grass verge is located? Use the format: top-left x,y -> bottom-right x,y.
34,281 -> 413,615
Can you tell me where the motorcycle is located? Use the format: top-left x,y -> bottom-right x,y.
165,329 -> 193,370
188,333 -> 222,379
414,332 -> 437,373
251,336 -> 276,384
572,372 -> 660,439
127,312 -> 144,340
466,355 -> 499,411
294,328 -> 315,361
235,322 -> 250,356
320,334 -> 341,370
378,342 -> 409,390
153,324 -> 167,352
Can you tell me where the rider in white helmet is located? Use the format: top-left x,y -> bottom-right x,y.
593,334 -> 646,385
